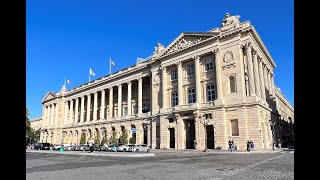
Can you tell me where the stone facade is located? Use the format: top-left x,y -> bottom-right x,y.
39,13 -> 294,150
30,117 -> 42,131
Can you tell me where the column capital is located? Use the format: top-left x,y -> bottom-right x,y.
242,42 -> 252,52
137,77 -> 143,82
109,86 -> 113,90
160,65 -> 166,71
176,61 -> 182,67
101,89 -> 105,93
252,51 -> 257,56
212,48 -> 220,55
127,81 -> 132,85
117,83 -> 122,88
193,54 -> 200,61
94,91 -> 98,95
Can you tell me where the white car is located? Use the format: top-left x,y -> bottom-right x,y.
128,144 -> 137,152
135,144 -> 150,152
117,144 -> 130,152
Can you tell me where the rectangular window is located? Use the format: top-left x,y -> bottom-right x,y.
171,68 -> 178,80
188,88 -> 196,103
187,63 -> 195,76
168,118 -> 174,123
206,84 -> 216,102
172,92 -> 178,107
231,119 -> 239,136
205,113 -> 212,119
205,58 -> 214,71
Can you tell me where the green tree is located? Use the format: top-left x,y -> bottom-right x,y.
111,130 -> 117,145
94,133 -> 100,146
80,133 -> 86,145
119,129 -> 128,144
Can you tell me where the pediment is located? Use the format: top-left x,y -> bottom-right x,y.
41,92 -> 56,103
157,32 -> 217,58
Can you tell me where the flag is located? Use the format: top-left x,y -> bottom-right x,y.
67,79 -> 72,84
90,68 -> 95,76
110,58 -> 116,67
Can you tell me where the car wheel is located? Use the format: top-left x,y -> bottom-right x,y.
123,148 -> 126,152
136,149 -> 139,152
147,149 -> 150,153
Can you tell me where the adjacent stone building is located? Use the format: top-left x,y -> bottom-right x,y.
30,117 -> 42,131
39,13 -> 294,150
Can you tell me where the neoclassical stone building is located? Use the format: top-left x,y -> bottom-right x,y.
40,13 -> 294,150
30,117 -> 42,131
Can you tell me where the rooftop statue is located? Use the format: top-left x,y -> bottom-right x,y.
221,13 -> 240,31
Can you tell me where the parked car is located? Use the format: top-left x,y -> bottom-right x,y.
34,143 -> 51,150
117,144 -> 130,152
128,144 -> 137,152
135,144 -> 150,152
106,144 -> 114,151
81,144 -> 91,151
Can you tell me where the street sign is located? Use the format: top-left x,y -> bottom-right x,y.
132,128 -> 136,133
45,135 -> 48,139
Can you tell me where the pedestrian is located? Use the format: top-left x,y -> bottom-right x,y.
89,138 -> 94,153
231,140 -> 235,152
251,140 -> 254,151
228,140 -> 232,151
193,140 -> 197,151
247,140 -> 250,152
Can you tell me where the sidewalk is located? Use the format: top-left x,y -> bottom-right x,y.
26,149 -> 155,157
150,148 -> 290,154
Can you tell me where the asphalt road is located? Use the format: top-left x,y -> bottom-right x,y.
26,150 -> 294,180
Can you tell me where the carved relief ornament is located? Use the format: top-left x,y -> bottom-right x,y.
222,51 -> 236,70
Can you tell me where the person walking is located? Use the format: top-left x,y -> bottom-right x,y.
247,140 -> 251,152
193,140 -> 197,151
251,140 -> 254,151
89,138 -> 94,153
228,140 -> 232,151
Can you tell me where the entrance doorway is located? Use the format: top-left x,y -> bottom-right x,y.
143,124 -> 148,145
186,120 -> 195,149
169,128 -> 175,149
206,125 -> 214,149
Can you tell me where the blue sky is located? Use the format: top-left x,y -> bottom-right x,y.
27,0 -> 294,119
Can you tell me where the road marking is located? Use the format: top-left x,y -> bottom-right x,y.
80,155 -> 87,158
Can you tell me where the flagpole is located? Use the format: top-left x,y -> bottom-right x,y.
109,58 -> 111,75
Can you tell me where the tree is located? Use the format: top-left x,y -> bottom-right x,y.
111,130 -> 117,145
119,129 -> 128,144
80,133 -> 86,145
94,132 -> 100,147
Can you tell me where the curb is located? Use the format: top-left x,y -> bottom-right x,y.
26,150 -> 155,157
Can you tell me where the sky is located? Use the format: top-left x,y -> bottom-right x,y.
27,0 -> 294,119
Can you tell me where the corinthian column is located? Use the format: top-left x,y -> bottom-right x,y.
93,92 -> 98,121
127,81 -> 132,116
244,42 -> 256,96
194,55 -> 202,105
64,101 -> 68,125
252,51 -> 261,98
177,61 -> 183,105
213,48 -> 222,100
74,98 -> 79,123
263,65 -> 269,97
270,73 -> 275,99
138,78 -> 143,115
161,66 -> 167,109
258,58 -> 266,102
118,84 -> 122,117
86,94 -> 91,121
69,100 -> 73,124
109,87 -> 113,118
50,104 -> 54,126
54,103 -> 58,126
80,96 -> 85,123
100,90 -> 105,119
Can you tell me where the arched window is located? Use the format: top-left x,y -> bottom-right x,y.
229,75 -> 236,93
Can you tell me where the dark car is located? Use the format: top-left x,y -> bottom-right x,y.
34,143 -> 51,150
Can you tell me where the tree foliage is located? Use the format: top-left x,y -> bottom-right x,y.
80,133 -> 86,145
94,132 -> 100,146
119,129 -> 128,144
110,130 -> 118,145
